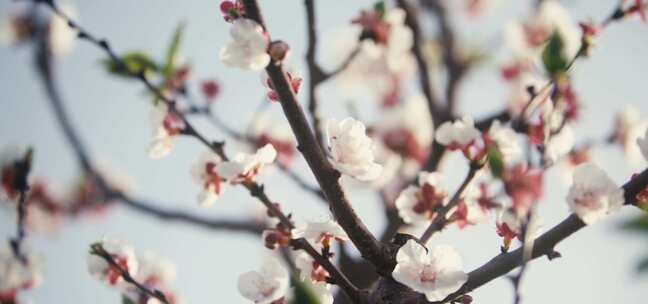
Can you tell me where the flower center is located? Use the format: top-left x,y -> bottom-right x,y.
420,264 -> 438,283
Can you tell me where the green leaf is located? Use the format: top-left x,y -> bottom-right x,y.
374,1 -> 386,19
487,145 -> 504,178
289,277 -> 322,304
122,296 -> 136,304
638,257 -> 648,273
542,31 -> 569,78
102,51 -> 158,78
162,22 -> 186,80
622,214 -> 648,232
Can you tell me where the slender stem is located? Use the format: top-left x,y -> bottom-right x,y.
91,244 -> 170,304
420,163 -> 481,243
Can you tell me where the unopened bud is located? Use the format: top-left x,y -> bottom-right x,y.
268,41 -> 290,63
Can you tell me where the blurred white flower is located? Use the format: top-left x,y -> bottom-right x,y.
237,257 -> 289,304
190,151 -> 224,207
48,3 -> 78,57
543,124 -> 574,166
395,172 -> 447,225
219,144 -> 277,183
487,120 -> 521,162
87,238 -> 138,287
392,240 -> 467,302
504,0 -> 580,60
148,103 -> 184,159
637,127 -> 648,162
566,163 -> 624,225
326,117 -> 382,181
220,18 -> 270,70
0,246 -> 42,302
378,95 -> 433,163
435,116 -> 481,150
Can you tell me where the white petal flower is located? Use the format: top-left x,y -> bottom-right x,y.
87,238 -> 138,286
220,19 -> 270,71
219,144 -> 277,183
435,116 -> 481,149
0,246 -> 42,298
326,117 -> 383,181
48,3 -> 77,57
488,120 -> 521,162
637,128 -> 648,162
566,163 -> 624,225
392,240 -> 468,302
237,257 -> 289,304
191,151 -> 224,207
396,172 -> 447,225
292,219 -> 349,244
135,251 -> 176,286
544,124 -> 574,166
148,128 -> 173,159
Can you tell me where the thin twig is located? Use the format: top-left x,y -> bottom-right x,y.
9,149 -> 34,264
90,243 -> 170,304
420,162 -> 482,243
32,11 -> 265,236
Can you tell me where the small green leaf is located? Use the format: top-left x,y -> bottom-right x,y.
638,257 -> 648,273
374,1 -> 386,19
102,51 -> 158,78
487,145 -> 504,178
289,277 -> 322,304
542,31 -> 569,78
122,296 -> 136,304
162,22 -> 186,80
622,214 -> 648,232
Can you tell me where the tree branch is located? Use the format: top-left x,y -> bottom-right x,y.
430,167 -> 648,304
242,0 -> 392,276
32,13 -> 264,236
90,243 -> 170,304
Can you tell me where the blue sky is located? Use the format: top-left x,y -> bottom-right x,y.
1,0 -> 647,303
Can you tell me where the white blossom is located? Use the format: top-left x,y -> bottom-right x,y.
134,251 -> 176,286
190,151 -> 224,207
48,3 -> 77,57
87,238 -> 138,286
147,103 -> 180,159
219,144 -> 277,183
504,0 -> 580,61
326,117 -> 382,181
543,124 -> 574,166
487,120 -> 521,162
292,219 -> 349,245
237,257 -> 289,304
435,116 -> 481,149
395,172 -> 448,225
220,18 -> 270,71
566,163 -> 624,225
392,240 -> 468,302
332,8 -> 415,99
637,127 -> 648,162
0,246 -> 42,298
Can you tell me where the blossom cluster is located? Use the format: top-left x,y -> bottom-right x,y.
87,238 -> 181,304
